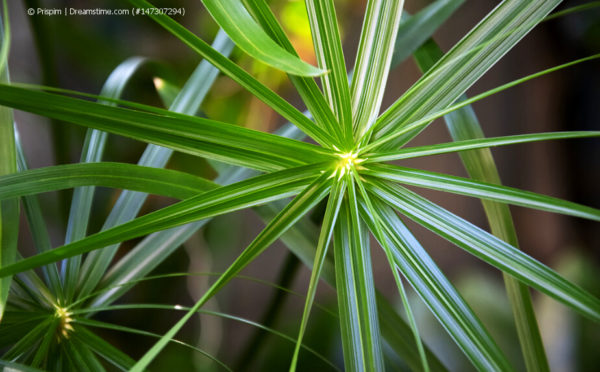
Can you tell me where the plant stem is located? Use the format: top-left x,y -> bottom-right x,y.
234,252 -> 300,371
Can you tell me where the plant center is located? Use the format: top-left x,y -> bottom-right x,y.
54,305 -> 74,341
335,151 -> 364,177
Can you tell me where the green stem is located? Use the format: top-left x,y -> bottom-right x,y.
234,252 -> 301,371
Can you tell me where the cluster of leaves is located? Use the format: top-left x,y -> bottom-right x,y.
0,0 -> 599,371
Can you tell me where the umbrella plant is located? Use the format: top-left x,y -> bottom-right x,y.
0,0 -> 599,370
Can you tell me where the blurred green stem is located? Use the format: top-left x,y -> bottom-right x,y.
24,0 -> 68,220
234,252 -> 300,370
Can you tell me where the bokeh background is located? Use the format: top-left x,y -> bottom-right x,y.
7,0 -> 600,370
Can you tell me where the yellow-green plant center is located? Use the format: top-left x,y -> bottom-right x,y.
335,151 -> 364,177
54,306 -> 74,340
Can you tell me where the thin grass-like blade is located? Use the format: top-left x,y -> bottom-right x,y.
365,131 -> 600,162
77,306 -> 338,371
351,0 -> 404,138
334,190 -> 384,372
0,85 -> 332,172
242,0 -> 344,144
0,163 -> 216,201
372,1 -> 562,148
30,316 -> 58,368
76,31 -> 234,300
363,54 -> 600,151
352,172 -> 429,372
130,175 -> 332,371
62,338 -> 105,372
364,163 -> 600,221
15,134 -> 62,298
305,0 -> 353,145
68,337 -> 106,372
89,221 -> 209,308
0,164 -> 321,278
2,318 -> 50,360
0,15 -> 17,321
0,360 -> 45,372
391,0 -> 465,66
376,293 -> 448,372
61,57 -> 156,301
371,180 -> 600,322
251,180 -> 447,371
364,199 -> 513,371
73,319 -> 232,371
290,176 -> 345,371
128,0 -> 334,146
72,326 -> 135,371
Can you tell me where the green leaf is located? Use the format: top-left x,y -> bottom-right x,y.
364,163 -> 600,221
376,293 -> 448,372
364,199 -> 513,371
61,56 -> 158,301
250,174 -> 447,371
290,176 -> 346,371
305,0 -> 353,145
76,31 -> 234,301
0,84 -> 333,172
68,337 -> 106,372
30,316 -> 59,368
2,318 -> 51,360
131,174 -> 332,371
365,131 -> 600,162
200,0 -> 324,76
0,163 -> 322,278
372,0 -> 562,148
0,13 -> 17,322
73,318 -> 232,371
0,162 -> 216,201
391,0 -> 465,66
241,0 -> 344,145
363,53 -> 600,152
413,35 -> 549,371
544,2 -> 600,22
334,192 -> 384,372
351,0 -> 404,138
0,360 -> 45,372
88,221 -> 210,308
127,0 -> 335,146
352,172 -> 429,372
0,0 -> 9,74
76,305 -> 338,371
15,134 -> 62,299
371,180 -> 600,322
62,337 -> 104,372
72,326 -> 135,371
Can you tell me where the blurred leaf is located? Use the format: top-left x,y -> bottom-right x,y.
201,0 -> 325,76
0,12 -> 17,322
